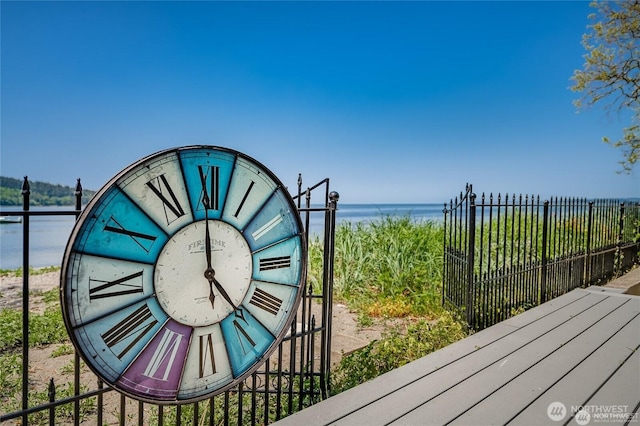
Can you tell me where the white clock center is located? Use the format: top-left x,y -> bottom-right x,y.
154,220 -> 252,327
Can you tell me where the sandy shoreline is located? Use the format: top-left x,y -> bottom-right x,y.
0,270 -> 61,309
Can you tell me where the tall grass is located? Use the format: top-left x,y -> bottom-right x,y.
456,202 -> 640,276
310,215 -> 445,319
305,215 -> 470,394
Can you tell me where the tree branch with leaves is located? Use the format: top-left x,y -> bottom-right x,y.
572,0 -> 640,172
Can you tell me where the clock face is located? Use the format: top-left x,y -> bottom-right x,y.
155,220 -> 252,327
60,146 -> 306,403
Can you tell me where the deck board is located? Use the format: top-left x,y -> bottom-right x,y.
510,303 -> 640,425
273,289 -> 640,426
457,308 -> 640,425
387,295 -> 631,425
571,348 -> 640,423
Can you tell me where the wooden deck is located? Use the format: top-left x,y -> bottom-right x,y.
274,287 -> 640,425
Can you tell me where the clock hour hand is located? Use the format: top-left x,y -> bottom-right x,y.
205,270 -> 246,322
203,203 -> 216,307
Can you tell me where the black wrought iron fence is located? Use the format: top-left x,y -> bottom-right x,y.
0,175 -> 338,426
443,184 -> 640,330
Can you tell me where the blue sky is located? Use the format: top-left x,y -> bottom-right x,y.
1,1 -> 638,204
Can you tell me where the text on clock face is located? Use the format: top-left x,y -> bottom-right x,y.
187,237 -> 227,253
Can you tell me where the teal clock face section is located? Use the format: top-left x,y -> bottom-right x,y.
70,187 -> 168,263
61,146 -> 306,404
179,148 -> 235,221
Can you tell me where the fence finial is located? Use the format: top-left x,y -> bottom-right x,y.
48,378 -> 55,401
74,178 -> 83,211
329,191 -> 340,207
21,176 -> 30,210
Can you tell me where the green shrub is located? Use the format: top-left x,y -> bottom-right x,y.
330,310 -> 468,394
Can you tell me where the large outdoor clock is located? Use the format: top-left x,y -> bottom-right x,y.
60,146 -> 306,403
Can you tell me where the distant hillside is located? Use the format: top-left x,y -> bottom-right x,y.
0,176 -> 96,206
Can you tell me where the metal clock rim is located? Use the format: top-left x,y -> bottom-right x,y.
59,145 -> 308,404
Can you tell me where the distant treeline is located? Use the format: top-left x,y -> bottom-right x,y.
0,176 -> 96,206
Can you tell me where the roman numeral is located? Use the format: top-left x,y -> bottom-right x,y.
146,174 -> 185,225
249,288 -> 282,316
102,304 -> 158,359
232,319 -> 256,355
234,181 -> 255,218
143,328 -> 183,381
199,333 -> 216,378
89,271 -> 144,301
252,214 -> 284,241
198,165 -> 220,211
104,217 -> 157,253
259,256 -> 291,271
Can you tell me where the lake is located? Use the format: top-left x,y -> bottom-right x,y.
0,203 -> 444,270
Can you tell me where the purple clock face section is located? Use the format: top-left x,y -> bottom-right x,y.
118,320 -> 192,400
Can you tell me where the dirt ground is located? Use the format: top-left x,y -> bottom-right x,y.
0,270 -> 386,358
1,270 -> 389,424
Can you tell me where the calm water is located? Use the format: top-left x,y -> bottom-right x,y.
0,203 -> 444,270
0,206 -> 79,270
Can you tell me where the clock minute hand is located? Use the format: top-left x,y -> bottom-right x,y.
204,205 -> 213,270
200,175 -> 213,269
197,165 -> 212,257
199,169 -> 216,306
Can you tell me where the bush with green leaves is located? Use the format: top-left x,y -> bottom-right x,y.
330,310 -> 468,394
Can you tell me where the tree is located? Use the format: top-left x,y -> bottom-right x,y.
572,0 -> 640,172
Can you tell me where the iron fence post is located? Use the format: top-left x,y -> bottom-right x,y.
320,190 -> 339,398
48,379 -> 55,425
540,200 -> 549,303
466,193 -> 476,328
297,174 -> 302,209
442,204 -> 448,307
72,178 -> 83,424
616,202 -> 625,277
585,201 -> 594,286
20,176 -> 30,425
